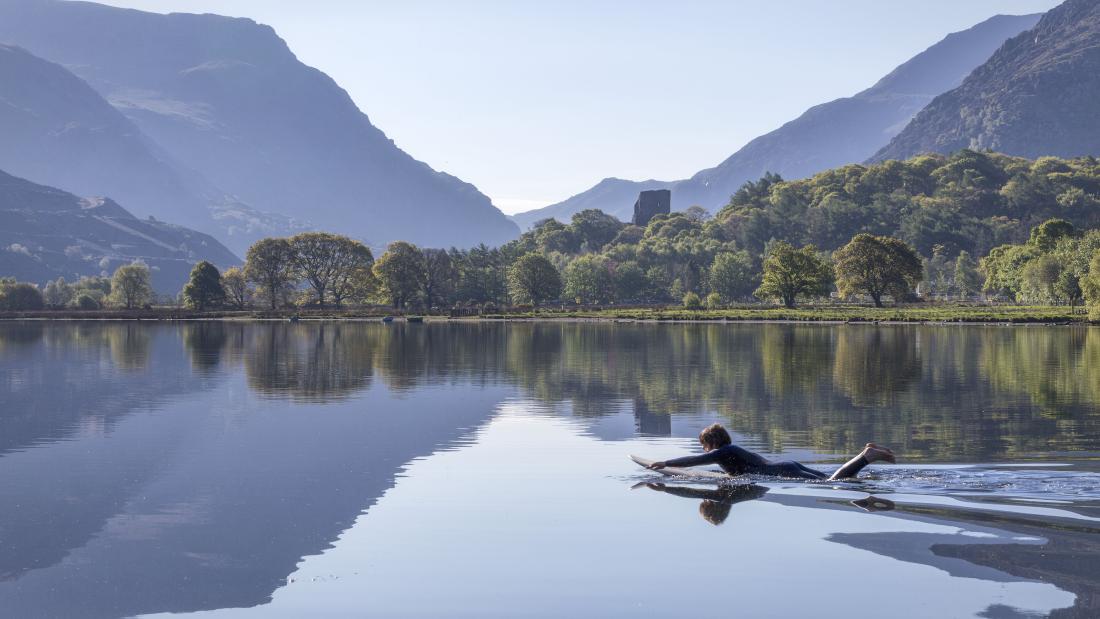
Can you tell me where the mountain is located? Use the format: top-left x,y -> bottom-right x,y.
872,0 -> 1100,162
0,0 -> 519,249
512,13 -> 1042,230
0,169 -> 239,294
0,42 -> 311,256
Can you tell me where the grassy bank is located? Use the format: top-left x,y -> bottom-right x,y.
0,304 -> 1091,324
477,304 -> 1088,324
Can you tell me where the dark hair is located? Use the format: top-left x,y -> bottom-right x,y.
698,500 -> 732,525
699,423 -> 732,449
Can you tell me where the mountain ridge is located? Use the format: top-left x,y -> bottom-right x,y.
0,0 -> 519,249
871,0 -> 1100,162
0,168 -> 239,294
512,12 -> 1043,230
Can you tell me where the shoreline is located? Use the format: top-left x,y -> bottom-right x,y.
0,305 -> 1093,326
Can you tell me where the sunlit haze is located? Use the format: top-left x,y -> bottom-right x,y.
92,0 -> 1059,213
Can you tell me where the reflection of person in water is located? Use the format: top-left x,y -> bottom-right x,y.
648,423 -> 896,480
642,482 -> 768,525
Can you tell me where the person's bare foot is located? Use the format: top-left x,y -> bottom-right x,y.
851,496 -> 896,512
863,443 -> 896,464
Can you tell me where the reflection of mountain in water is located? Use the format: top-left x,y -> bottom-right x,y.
0,322 -> 508,618
2,321 -> 1100,617
827,501 -> 1100,618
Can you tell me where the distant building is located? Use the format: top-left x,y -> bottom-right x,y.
632,189 -> 671,227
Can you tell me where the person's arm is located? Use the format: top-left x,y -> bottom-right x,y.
655,450 -> 723,469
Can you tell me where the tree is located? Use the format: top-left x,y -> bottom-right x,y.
289,232 -> 373,307
1019,254 -> 1064,304
1028,219 -> 1076,252
953,251 -> 982,299
833,234 -> 923,307
570,209 -> 624,252
422,248 -> 457,310
221,267 -> 252,309
1056,269 -> 1083,312
507,253 -> 562,305
613,261 -> 648,303
108,262 -> 153,309
0,281 -> 45,310
244,238 -> 297,310
563,255 -> 614,304
43,277 -> 73,308
373,241 -> 426,309
708,250 -> 756,302
181,261 -> 225,310
754,241 -> 833,309
682,291 -> 702,309
1083,253 -> 1100,320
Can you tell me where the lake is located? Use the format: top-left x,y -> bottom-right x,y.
1,321 -> 1098,618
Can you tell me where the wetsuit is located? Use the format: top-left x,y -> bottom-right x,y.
663,444 -> 867,480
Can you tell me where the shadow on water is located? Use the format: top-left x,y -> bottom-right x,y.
0,322 -> 1099,617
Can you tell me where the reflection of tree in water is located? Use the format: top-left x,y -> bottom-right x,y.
240,323 -> 375,402
831,327 -> 921,407
12,321 -> 1098,461
182,322 -> 232,374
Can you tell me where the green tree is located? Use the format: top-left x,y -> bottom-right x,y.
181,261 -> 225,310
1083,253 -> 1100,320
1028,219 -> 1076,252
0,281 -> 45,310
953,251 -> 982,299
682,291 -> 702,309
289,232 -> 373,307
833,234 -> 923,307
1019,254 -> 1064,304
708,250 -> 756,302
754,242 -> 833,308
613,261 -> 648,303
108,262 -> 153,309
704,292 -> 722,309
43,277 -> 73,308
244,238 -> 298,309
373,241 -> 426,309
1057,269 -> 1083,312
221,267 -> 251,309
507,253 -> 562,305
570,209 -> 625,252
422,248 -> 457,310
563,255 -> 613,304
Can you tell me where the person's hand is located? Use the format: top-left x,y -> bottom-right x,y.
648,461 -> 667,470
646,482 -> 667,491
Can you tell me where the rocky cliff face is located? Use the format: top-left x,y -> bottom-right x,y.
0,0 -> 519,249
0,169 -> 239,294
872,0 -> 1100,162
512,13 -> 1041,229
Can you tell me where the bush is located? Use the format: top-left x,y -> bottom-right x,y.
0,282 -> 45,311
682,291 -> 702,310
705,292 -> 722,310
74,293 -> 101,310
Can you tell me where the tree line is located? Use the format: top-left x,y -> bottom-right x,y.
3,151 -> 1100,317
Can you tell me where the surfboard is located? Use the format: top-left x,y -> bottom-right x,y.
630,455 -> 729,480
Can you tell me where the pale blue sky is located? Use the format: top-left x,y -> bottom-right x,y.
97,1 -> 1061,213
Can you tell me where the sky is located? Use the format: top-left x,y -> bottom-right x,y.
96,1 -> 1061,214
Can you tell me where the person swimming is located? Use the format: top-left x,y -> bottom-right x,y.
647,423 -> 896,481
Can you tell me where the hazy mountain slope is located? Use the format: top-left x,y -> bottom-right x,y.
0,43 -> 215,230
513,13 -> 1041,230
0,0 -> 518,249
0,169 -> 239,294
872,0 -> 1100,162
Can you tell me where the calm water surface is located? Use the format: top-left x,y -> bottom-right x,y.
1,321 -> 1099,618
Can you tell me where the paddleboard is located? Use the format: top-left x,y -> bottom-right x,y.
630,455 -> 729,480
